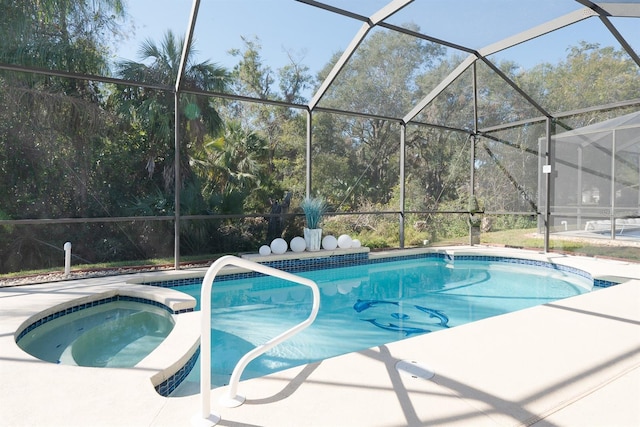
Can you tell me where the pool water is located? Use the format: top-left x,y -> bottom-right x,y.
170,257 -> 592,396
17,301 -> 175,367
596,228 -> 640,238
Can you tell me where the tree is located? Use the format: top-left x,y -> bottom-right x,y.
0,0 -> 125,73
522,42 -> 640,124
313,25 -> 446,207
191,120 -> 268,212
114,30 -> 229,193
0,0 -> 129,271
0,0 -> 127,219
225,37 -> 313,208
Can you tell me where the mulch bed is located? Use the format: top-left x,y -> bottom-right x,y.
0,261 -> 212,288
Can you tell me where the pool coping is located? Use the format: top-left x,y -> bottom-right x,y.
1,246 -> 638,426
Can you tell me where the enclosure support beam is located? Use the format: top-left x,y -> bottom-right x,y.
577,147 -> 584,229
576,0 -> 640,66
174,92 -> 181,270
306,110 -> 312,197
470,136 -> 476,200
173,0 -> 201,270
399,124 -> 406,248
478,8 -> 597,57
610,131 -> 617,239
472,62 -> 478,135
471,62 -> 478,199
544,118 -> 553,253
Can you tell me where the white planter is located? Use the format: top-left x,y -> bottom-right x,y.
304,227 -> 322,251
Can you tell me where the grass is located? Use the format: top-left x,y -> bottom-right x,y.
429,228 -> 640,262
479,228 -> 640,262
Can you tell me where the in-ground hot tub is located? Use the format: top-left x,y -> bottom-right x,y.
16,296 -> 175,368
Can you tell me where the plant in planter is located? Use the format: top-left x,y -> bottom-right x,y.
301,197 -> 328,251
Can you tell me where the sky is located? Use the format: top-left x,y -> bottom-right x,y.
117,0 -> 359,74
114,1 -> 639,89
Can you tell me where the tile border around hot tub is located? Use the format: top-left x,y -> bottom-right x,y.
15,294 -> 184,343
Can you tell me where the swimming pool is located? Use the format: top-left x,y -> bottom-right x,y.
17,299 -> 175,367
168,255 -> 593,396
596,228 -> 640,238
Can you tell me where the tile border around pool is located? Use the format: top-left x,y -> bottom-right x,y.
155,347 -> 200,397
144,250 -> 617,290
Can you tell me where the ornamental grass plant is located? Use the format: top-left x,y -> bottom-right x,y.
301,197 -> 328,229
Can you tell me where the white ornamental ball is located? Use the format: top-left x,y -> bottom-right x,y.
322,235 -> 338,250
337,234 -> 353,249
351,239 -> 361,248
270,238 -> 288,255
259,245 -> 271,256
290,236 -> 306,253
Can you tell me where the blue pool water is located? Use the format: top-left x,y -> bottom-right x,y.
596,228 -> 640,238
170,257 -> 592,396
17,300 -> 175,367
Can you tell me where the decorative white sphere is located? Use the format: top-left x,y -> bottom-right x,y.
259,245 -> 271,256
270,238 -> 288,255
290,236 -> 306,253
322,235 -> 338,250
351,239 -> 361,248
337,234 -> 353,249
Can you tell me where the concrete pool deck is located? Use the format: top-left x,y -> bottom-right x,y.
0,247 -> 638,426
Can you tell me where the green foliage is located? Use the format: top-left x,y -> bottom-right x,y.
359,236 -> 390,249
223,37 -> 310,215
490,215 -> 537,231
114,30 -> 229,192
468,195 -> 481,213
313,26 -> 447,207
521,42 -> 640,115
126,188 -> 173,216
0,0 -> 125,75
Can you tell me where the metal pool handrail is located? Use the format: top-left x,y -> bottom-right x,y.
195,255 -> 320,425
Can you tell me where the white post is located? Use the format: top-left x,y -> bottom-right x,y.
63,242 -> 72,277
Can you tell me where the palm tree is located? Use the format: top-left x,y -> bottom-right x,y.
115,30 -> 229,192
191,120 -> 268,212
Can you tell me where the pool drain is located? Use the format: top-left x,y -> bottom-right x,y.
395,360 -> 435,380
